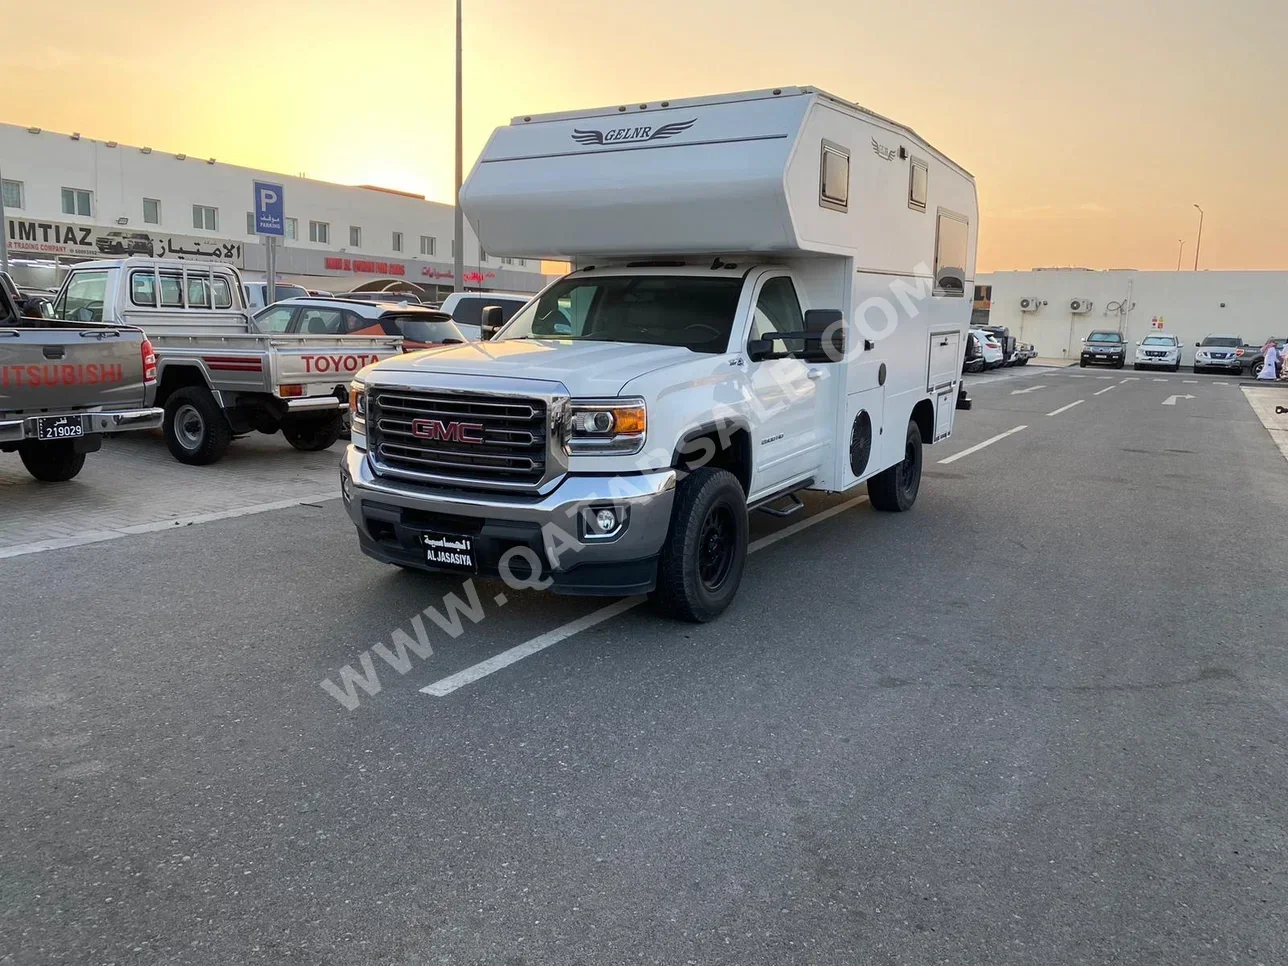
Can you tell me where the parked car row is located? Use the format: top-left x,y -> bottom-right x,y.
1079,329 -> 1285,375
964,326 -> 1034,372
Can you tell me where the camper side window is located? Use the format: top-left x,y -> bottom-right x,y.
819,141 -> 850,213
909,158 -> 928,212
933,211 -> 969,297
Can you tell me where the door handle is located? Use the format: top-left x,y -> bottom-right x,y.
806,367 -> 823,381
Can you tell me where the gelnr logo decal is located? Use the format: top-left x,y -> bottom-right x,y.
571,118 -> 696,146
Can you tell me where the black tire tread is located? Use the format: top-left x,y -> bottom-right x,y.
17,440 -> 86,482
868,420 -> 923,513
163,385 -> 232,466
283,414 -> 343,452
652,467 -> 748,623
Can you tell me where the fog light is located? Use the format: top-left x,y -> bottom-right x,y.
340,470 -> 353,504
594,509 -> 617,533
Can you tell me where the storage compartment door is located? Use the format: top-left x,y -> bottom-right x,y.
927,329 -> 961,392
934,388 -> 955,442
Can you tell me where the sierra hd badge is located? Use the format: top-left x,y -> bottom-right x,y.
571,118 -> 696,146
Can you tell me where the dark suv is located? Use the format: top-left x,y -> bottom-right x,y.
1080,330 -> 1127,368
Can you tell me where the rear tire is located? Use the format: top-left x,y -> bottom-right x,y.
868,420 -> 923,513
164,385 -> 232,465
17,440 -> 86,482
651,467 -> 748,623
283,413 -> 343,452
1251,360 -> 1264,379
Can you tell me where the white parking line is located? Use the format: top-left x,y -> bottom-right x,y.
1214,381 -> 1230,386
1183,379 -> 1198,384
1153,378 -> 1169,382
0,492 -> 340,560
422,493 -> 875,696
1121,377 -> 1139,382
1068,374 -> 1088,379
1097,376 -> 1114,380
937,425 -> 1027,465
1093,384 -> 1116,395
1047,399 -> 1085,416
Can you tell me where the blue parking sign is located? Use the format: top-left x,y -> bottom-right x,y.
253,181 -> 285,236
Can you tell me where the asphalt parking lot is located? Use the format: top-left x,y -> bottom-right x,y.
3,366 -> 1287,965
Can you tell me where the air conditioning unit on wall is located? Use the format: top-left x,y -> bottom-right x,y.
1019,296 -> 1042,312
1070,299 -> 1093,314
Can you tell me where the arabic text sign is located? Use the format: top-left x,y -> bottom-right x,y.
4,217 -> 243,265
253,181 -> 285,236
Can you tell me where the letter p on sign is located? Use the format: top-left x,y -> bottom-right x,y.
253,180 -> 285,236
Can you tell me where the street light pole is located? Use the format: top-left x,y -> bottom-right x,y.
1176,238 -> 1184,271
1192,204 -> 1204,271
0,161 -> 10,276
452,0 -> 464,294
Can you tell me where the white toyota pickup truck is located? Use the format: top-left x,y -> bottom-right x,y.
342,86 -> 977,620
49,258 -> 403,463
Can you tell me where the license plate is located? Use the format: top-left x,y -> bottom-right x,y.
1095,354 -> 1108,359
423,532 -> 476,572
35,415 -> 86,440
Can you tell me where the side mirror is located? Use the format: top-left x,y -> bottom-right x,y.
1195,342 -> 1201,347
747,338 -> 774,362
804,308 -> 845,361
480,305 -> 504,341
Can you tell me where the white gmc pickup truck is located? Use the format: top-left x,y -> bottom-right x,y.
342,86 -> 978,620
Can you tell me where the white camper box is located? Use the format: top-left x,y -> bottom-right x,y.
462,86 -> 977,490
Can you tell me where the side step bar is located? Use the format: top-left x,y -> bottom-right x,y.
749,478 -> 814,518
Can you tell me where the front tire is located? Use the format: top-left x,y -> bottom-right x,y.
283,413 -> 343,452
652,467 -> 748,623
868,420 -> 923,513
164,386 -> 232,465
18,440 -> 86,482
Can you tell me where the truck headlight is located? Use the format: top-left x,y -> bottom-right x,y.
349,382 -> 367,436
566,398 -> 646,455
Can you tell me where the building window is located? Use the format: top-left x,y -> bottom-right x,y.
392,231 -> 403,252
310,221 -> 329,244
285,217 -> 297,241
349,225 -> 361,248
908,158 -> 928,212
420,235 -> 435,256
818,141 -> 849,213
246,211 -> 256,235
2,179 -> 23,210
500,257 -> 514,266
192,204 -> 218,231
61,187 -> 92,217
143,198 -> 160,224
479,248 -> 488,262
518,258 -> 526,267
933,210 -> 969,298
450,239 -> 456,258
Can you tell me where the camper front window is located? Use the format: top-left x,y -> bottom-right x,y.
497,275 -> 744,353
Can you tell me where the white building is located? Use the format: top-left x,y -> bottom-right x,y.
979,269 -> 1288,363
0,122 -> 553,298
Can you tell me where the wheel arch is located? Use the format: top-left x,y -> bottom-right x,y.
671,420 -> 753,495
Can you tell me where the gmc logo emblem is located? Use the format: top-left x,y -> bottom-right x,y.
410,419 -> 485,444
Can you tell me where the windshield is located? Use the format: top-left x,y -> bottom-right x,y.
1142,336 -> 1175,346
1087,331 -> 1122,343
497,275 -> 743,353
1201,336 -> 1240,347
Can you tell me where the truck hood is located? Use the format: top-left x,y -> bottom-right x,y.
367,339 -> 700,395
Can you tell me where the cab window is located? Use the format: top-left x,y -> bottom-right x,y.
56,271 -> 108,322
749,276 -> 805,342
131,271 -> 157,307
212,277 -> 234,309
159,273 -> 184,307
187,277 -> 212,308
255,306 -> 296,333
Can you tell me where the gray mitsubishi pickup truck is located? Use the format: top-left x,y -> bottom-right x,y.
0,278 -> 163,481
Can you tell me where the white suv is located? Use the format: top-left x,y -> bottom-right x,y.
1133,333 -> 1182,372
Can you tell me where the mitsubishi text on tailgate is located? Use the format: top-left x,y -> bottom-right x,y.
0,279 -> 162,481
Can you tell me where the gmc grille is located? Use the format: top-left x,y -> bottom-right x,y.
369,389 -> 548,488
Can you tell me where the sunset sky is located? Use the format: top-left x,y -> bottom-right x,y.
3,0 -> 1284,272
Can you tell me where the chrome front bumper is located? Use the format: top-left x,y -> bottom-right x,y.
341,444 -> 676,573
0,407 -> 164,445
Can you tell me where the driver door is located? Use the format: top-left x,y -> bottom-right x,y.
744,272 -> 822,495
